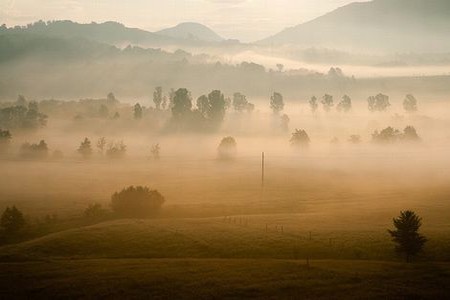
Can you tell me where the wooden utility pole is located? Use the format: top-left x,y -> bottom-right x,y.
261,152 -> 265,187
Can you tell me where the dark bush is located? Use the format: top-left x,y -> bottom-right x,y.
111,186 -> 165,218
1,206 -> 26,234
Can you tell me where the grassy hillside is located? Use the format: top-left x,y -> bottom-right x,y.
1,258 -> 449,299
1,216 -> 449,262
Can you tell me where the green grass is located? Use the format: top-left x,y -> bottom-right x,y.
1,216 -> 449,262
1,258 -> 450,299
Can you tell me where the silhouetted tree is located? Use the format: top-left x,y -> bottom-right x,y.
150,143 -> 160,160
153,86 -> 163,110
20,140 -> 48,159
0,129 -> 12,152
97,137 -> 107,155
328,67 -> 344,78
368,93 -> 390,112
270,92 -> 284,114
403,126 -> 420,141
0,102 -> 47,129
224,97 -> 232,111
171,88 -> 192,120
134,103 -> 143,119
111,186 -> 165,218
218,136 -> 237,160
161,96 -> 168,111
207,90 -> 226,122
309,96 -> 318,113
78,137 -> 93,158
403,94 -> 418,112
372,127 -> 401,143
1,206 -> 25,234
321,94 -> 334,112
234,92 -> 255,113
290,129 -> 310,147
373,126 -> 420,143
388,210 -> 427,262
337,95 -> 352,112
106,92 -> 119,105
276,63 -> 284,72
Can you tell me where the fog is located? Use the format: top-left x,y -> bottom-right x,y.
2,95 -> 450,220
2,1 -> 450,297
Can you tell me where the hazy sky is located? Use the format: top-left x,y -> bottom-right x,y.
0,0 -> 368,42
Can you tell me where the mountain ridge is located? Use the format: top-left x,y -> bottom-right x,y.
156,22 -> 224,42
259,0 -> 450,52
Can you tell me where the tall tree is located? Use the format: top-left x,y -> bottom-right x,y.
106,92 -> 119,105
153,86 -> 163,110
337,95 -> 352,112
321,94 -> 334,112
134,103 -> 143,119
403,94 -> 418,112
233,92 -> 254,113
270,92 -> 284,114
388,210 -> 427,262
309,96 -> 318,113
207,90 -> 226,122
171,88 -> 192,120
368,93 -> 390,112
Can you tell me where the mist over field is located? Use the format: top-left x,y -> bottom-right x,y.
1,0 -> 450,299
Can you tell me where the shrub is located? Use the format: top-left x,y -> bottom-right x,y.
218,136 -> 237,160
403,126 -> 420,141
1,206 -> 26,234
111,186 -> 165,218
290,129 -> 310,147
84,203 -> 106,219
20,140 -> 48,159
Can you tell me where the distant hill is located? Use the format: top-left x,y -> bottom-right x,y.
0,20 -> 225,47
156,22 -> 224,42
259,0 -> 450,52
1,20 -> 169,46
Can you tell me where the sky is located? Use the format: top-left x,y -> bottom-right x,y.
0,0 -> 368,42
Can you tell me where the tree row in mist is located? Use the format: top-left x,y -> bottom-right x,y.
0,89 -> 420,135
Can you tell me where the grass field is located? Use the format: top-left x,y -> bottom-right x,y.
1,215 -> 450,299
1,258 -> 450,299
